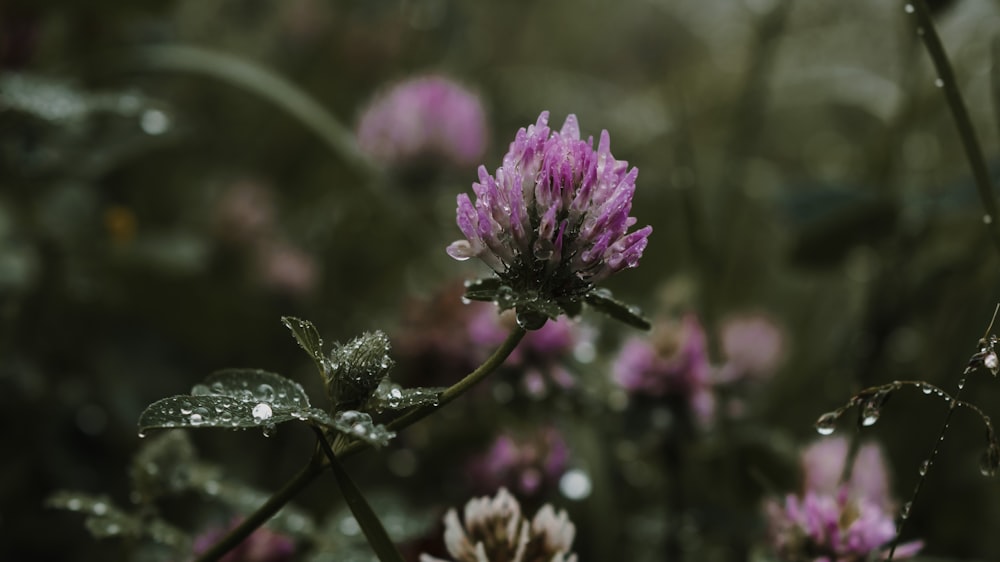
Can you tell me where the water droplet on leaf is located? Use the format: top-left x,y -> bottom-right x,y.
252,403 -> 273,422
255,383 -> 275,402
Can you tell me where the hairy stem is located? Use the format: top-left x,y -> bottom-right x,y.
193,325 -> 526,561
905,0 -> 1000,254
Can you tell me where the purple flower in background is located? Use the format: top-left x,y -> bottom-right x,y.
447,111 -> 651,328
420,488 -> 577,562
193,519 -> 295,562
357,75 -> 487,169
717,313 -> 784,382
467,426 -> 570,497
765,437 -> 923,561
469,307 -> 589,396
612,314 -> 716,426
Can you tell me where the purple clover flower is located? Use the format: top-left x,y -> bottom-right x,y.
765,437 -> 923,561
448,111 -> 651,329
466,426 -> 570,497
612,314 -> 716,426
356,75 -> 487,169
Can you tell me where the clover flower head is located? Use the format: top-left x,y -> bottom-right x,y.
420,488 -> 577,562
447,111 -> 651,328
612,314 -> 715,425
765,437 -> 923,561
357,75 -> 487,169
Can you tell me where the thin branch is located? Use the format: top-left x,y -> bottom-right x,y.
905,0 -> 1000,254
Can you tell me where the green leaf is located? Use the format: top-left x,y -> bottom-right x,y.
138,369 -> 319,434
322,440 -> 405,562
584,288 -> 651,330
282,316 -> 330,375
462,277 -> 503,302
368,380 -> 445,413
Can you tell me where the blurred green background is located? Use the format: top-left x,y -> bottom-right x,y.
3,0 -> 1000,560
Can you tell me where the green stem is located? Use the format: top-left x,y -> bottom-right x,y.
314,427 -> 406,562
193,450 -> 326,562
193,325 -> 526,560
906,0 -> 1000,254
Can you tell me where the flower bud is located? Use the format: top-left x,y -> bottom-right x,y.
326,331 -> 394,410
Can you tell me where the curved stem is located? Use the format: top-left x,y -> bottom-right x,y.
193,325 -> 526,560
905,0 -> 1000,254
127,45 -> 377,177
193,449 -> 326,562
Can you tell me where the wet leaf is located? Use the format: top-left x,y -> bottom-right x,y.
368,380 -> 444,413
462,277 -> 503,302
282,316 -> 329,376
584,289 -> 651,330
138,369 -> 319,434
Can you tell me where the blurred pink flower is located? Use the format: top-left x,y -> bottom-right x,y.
193,519 -> 295,562
466,426 -> 570,497
357,75 -> 488,169
717,313 -> 784,382
212,180 -> 277,245
612,314 -> 715,426
253,239 -> 319,297
470,307 -> 590,396
765,437 -> 922,561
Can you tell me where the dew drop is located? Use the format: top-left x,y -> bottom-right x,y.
957,378 -> 966,390
904,3 -> 914,13
516,310 -> 548,330
262,423 -> 276,437
985,215 -> 995,225
900,501 -> 912,519
921,384 -> 934,395
251,402 -> 273,422
210,381 -> 226,395
92,502 -> 108,515
67,498 -> 82,510
255,383 -> 275,403
179,401 -> 193,415
219,411 -> 233,423
934,78 -> 944,88
137,430 -> 147,439
984,351 -> 999,375
191,384 -> 211,396
918,459 -> 930,476
815,411 -> 839,435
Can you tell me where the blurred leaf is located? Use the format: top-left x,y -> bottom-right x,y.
130,431 -> 198,503
584,288 -> 651,330
324,444 -> 405,562
368,379 -> 444,413
47,491 -> 190,548
282,316 -> 329,376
